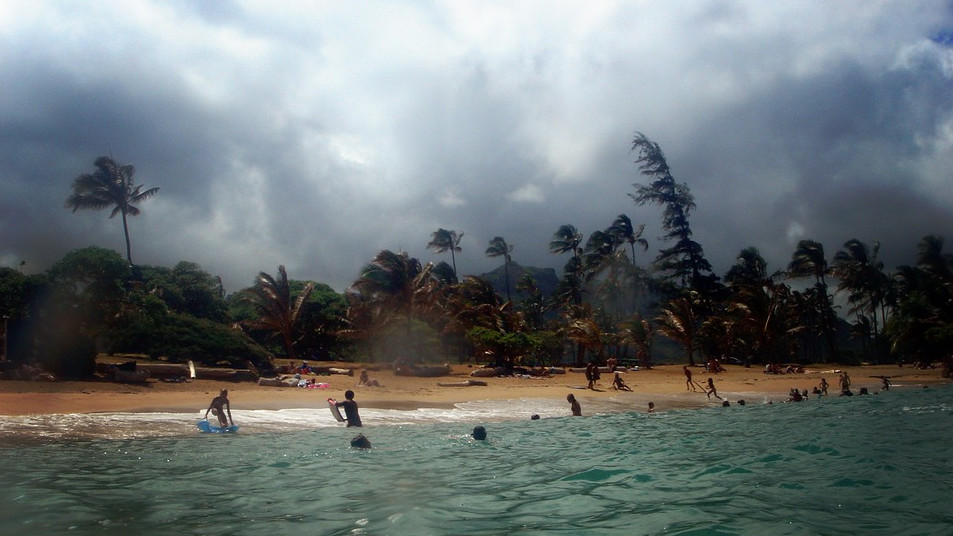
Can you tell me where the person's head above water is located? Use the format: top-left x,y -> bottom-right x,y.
350,434 -> 372,449
472,426 -> 487,440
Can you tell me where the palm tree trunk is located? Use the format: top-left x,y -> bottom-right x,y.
121,211 -> 133,264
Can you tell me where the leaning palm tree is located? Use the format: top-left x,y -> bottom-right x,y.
242,265 -> 314,362
65,156 -> 159,264
485,236 -> 514,304
427,228 -> 464,280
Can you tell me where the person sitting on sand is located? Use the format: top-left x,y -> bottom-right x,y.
335,390 -> 363,427
357,369 -> 381,387
567,393 -> 582,416
205,389 -> 234,428
612,372 -> 633,391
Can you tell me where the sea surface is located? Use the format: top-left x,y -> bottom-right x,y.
0,384 -> 951,535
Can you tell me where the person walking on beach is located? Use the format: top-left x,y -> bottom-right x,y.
684,365 -> 697,391
819,377 -> 829,396
335,390 -> 363,427
585,362 -> 600,390
567,393 -> 582,416
705,377 -> 723,400
205,389 -> 234,428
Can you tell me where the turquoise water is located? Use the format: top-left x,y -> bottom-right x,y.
1,386 -> 951,535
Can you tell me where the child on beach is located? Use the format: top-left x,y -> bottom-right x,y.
705,378 -> 723,400
684,366 -> 697,391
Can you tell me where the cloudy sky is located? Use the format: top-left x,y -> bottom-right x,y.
2,1 -> 952,293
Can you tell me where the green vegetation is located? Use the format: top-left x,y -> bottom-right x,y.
1,136 -> 951,380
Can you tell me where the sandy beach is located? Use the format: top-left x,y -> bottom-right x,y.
0,362 -> 948,416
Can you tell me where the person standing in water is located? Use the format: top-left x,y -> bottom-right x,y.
205,389 -> 234,428
567,393 -> 582,416
335,390 -> 363,427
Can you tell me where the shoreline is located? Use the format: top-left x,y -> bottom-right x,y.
0,363 -> 947,417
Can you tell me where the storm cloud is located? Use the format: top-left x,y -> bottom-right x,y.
1,1 -> 951,293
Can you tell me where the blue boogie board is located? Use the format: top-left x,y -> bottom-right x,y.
198,420 -> 239,433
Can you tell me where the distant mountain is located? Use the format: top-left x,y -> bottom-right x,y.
478,262 -> 559,301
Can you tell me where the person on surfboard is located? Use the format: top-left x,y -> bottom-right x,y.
205,389 -> 234,428
335,390 -> 363,427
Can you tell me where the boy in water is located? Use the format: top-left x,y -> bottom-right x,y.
205,389 -> 234,428
335,390 -> 363,427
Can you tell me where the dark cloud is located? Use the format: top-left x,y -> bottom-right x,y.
1,2 -> 951,293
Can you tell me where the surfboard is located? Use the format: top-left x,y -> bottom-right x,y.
197,420 -> 239,433
328,398 -> 346,423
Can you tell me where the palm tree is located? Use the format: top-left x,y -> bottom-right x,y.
242,265 -> 314,362
549,224 -> 583,259
832,239 -> 888,338
788,239 -> 838,360
427,228 -> 464,280
485,236 -> 514,304
607,214 -> 649,263
65,156 -> 159,264
351,250 -> 435,335
655,291 -> 702,366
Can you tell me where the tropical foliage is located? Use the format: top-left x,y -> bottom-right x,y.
8,140 -> 953,381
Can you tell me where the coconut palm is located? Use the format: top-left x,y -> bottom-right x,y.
485,236 -> 514,304
655,291 -> 702,366
65,156 -> 159,264
607,214 -> 649,263
788,239 -> 838,359
549,224 -> 583,259
427,228 -> 464,280
242,265 -> 314,362
832,239 -> 888,336
351,249 -> 435,334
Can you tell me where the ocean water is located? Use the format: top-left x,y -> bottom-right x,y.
0,385 -> 951,536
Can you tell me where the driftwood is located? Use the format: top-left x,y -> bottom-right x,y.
437,379 -> 488,387
395,364 -> 451,377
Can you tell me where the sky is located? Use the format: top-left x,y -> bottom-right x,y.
1,1 -> 952,294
